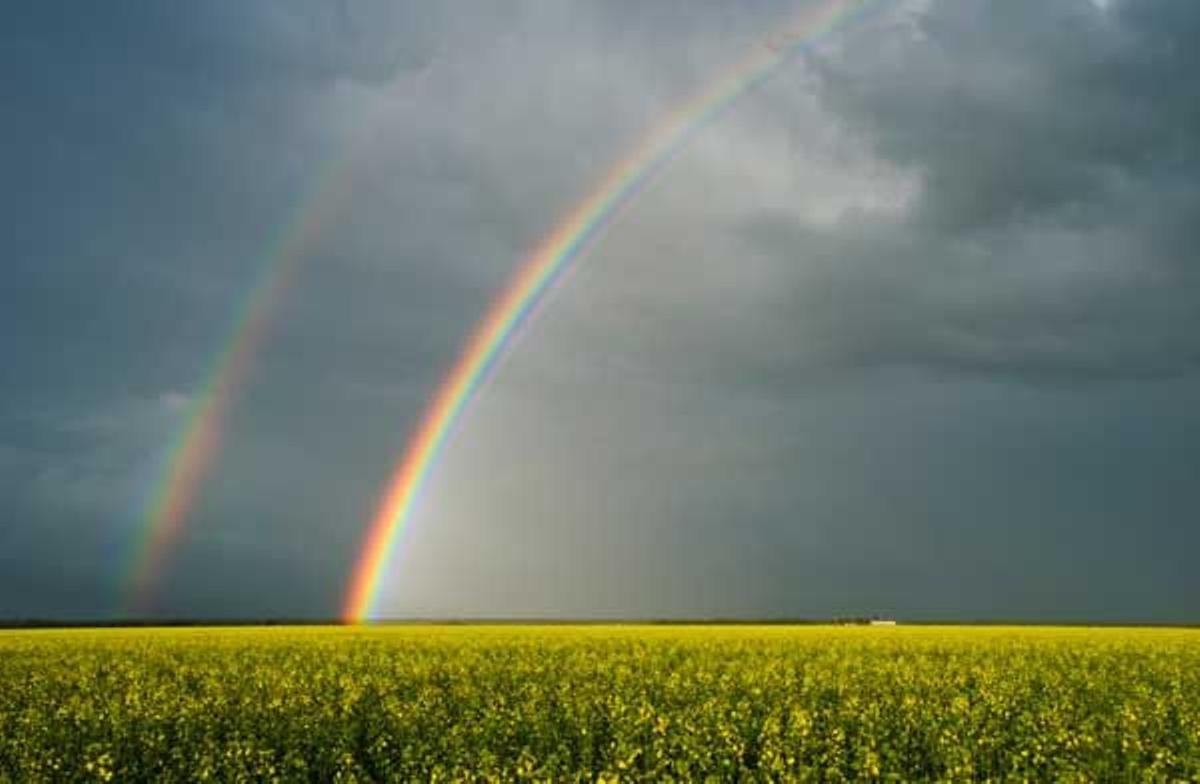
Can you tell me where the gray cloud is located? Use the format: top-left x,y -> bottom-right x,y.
719,0 -> 1200,382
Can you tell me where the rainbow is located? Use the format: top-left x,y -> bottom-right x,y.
124,161 -> 358,614
344,0 -> 885,622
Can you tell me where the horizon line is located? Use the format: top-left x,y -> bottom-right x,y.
2,617 -> 1198,630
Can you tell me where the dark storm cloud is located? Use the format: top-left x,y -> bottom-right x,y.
1,2 -> 443,618
4,1 -> 1199,621
5,2 -> 436,86
1,1 -> 428,407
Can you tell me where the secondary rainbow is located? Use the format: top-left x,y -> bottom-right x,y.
124,157 -> 358,614
343,0 -> 884,622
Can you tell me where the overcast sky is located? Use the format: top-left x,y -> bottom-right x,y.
3,0 -> 1198,622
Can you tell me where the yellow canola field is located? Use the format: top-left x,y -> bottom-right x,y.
1,624 -> 1198,781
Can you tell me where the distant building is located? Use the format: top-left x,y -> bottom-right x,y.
834,616 -> 898,626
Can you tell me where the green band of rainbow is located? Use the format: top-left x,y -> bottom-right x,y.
343,0 -> 882,622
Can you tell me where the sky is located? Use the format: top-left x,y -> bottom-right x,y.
3,0 -> 1198,622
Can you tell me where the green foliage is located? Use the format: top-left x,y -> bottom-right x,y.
1,625 -> 1198,780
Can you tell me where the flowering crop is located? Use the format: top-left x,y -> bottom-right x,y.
1,625 -> 1197,780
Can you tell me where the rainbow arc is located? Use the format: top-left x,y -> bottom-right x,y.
343,0 -> 884,622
